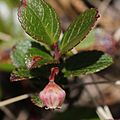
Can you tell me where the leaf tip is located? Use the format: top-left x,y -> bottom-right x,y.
95,9 -> 100,19
18,0 -> 27,17
90,8 -> 100,20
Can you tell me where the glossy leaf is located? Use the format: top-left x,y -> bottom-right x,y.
67,30 -> 95,56
10,63 -> 57,81
10,68 -> 33,81
62,51 -> 113,77
11,39 -> 53,69
60,8 -> 99,54
18,0 -> 61,46
11,39 -> 31,68
75,30 -> 95,51
31,93 -> 44,108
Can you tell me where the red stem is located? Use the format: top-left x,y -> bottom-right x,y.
53,43 -> 61,61
49,67 -> 59,82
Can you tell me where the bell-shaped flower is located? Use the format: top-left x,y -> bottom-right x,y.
39,81 -> 66,109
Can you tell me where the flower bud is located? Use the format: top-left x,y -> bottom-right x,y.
39,81 -> 66,109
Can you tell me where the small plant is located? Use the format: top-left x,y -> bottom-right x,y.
10,0 -> 113,109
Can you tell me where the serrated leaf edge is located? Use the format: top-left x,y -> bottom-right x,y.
60,8 -> 100,54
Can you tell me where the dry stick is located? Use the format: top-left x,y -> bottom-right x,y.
0,94 -> 29,107
0,106 -> 16,120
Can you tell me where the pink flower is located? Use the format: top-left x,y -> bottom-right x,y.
39,81 -> 66,109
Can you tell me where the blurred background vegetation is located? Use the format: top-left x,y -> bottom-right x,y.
0,0 -> 120,120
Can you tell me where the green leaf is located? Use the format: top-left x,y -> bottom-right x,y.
10,68 -> 33,81
13,68 -> 32,78
10,63 -> 57,81
60,8 -> 99,54
30,93 -> 44,108
10,39 -> 32,67
18,0 -> 61,47
26,47 -> 53,69
67,30 -> 95,56
75,30 -> 95,51
62,51 -> 113,77
11,39 -> 53,68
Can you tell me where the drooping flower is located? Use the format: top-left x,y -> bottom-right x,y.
39,67 -> 66,109
39,81 -> 66,109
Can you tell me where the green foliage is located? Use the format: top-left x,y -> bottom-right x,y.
12,68 -> 32,80
62,51 -> 113,77
11,39 -> 32,68
10,39 -> 53,69
10,63 -> 56,81
75,30 -> 95,51
67,30 -> 95,56
18,0 -> 61,47
26,47 -> 53,68
10,0 -> 113,108
59,8 -> 98,54
31,93 -> 44,108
